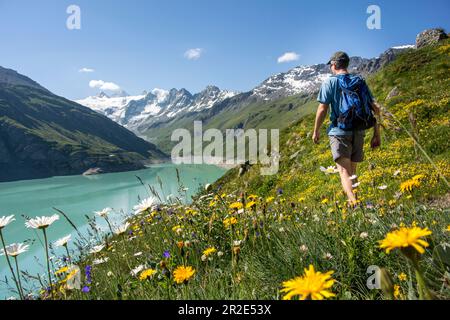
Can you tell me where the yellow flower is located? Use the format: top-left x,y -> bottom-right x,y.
246,201 -> 256,209
321,198 -> 329,204
186,209 -> 197,215
379,226 -> 432,254
400,178 -> 421,192
266,196 -> 275,203
223,217 -> 238,228
172,225 -> 183,233
209,201 -> 217,207
55,266 -> 69,275
280,265 -> 335,300
139,269 -> 157,281
229,202 -> 243,210
248,194 -> 258,201
446,225 -> 450,232
393,285 -> 401,299
398,273 -> 407,281
202,247 -> 217,257
173,266 -> 196,284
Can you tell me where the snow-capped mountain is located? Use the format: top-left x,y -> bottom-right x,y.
250,46 -> 414,101
251,64 -> 331,101
76,86 -> 237,129
75,45 -> 413,142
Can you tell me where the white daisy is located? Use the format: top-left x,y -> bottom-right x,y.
113,222 -> 130,236
352,182 -> 361,188
25,214 -> 59,229
89,244 -> 105,254
94,208 -> 112,218
53,235 -> 71,248
0,215 -> 15,229
320,166 -> 339,174
0,243 -> 30,257
378,185 -> 388,190
130,264 -> 145,276
93,257 -> 109,265
133,197 -> 156,215
360,232 -> 369,239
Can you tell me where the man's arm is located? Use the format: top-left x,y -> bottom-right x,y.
312,103 -> 329,144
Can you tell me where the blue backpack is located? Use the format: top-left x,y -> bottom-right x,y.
334,74 -> 376,131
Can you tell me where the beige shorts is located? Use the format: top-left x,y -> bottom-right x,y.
329,131 -> 366,163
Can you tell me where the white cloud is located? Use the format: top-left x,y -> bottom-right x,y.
89,80 -> 121,91
277,52 -> 300,63
184,48 -> 203,60
79,67 -> 95,73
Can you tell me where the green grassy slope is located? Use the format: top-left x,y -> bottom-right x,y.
143,94 -> 318,154
214,40 -> 450,201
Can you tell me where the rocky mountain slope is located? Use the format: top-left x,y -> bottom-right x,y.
0,67 -> 168,182
76,86 -> 237,130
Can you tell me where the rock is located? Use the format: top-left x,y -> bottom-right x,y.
82,167 -> 104,176
386,87 -> 400,101
416,28 -> 448,49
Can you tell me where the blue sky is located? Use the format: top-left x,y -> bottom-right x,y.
0,0 -> 449,99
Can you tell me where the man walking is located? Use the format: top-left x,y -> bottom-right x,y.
313,51 -> 381,205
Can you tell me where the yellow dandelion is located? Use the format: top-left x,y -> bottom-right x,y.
446,225 -> 450,232
246,201 -> 256,209
172,225 -> 183,233
379,226 -> 432,254
321,198 -> 329,204
185,209 -> 197,215
266,196 -> 275,203
280,265 -> 335,300
248,194 -> 258,201
411,174 -> 425,181
173,266 -> 196,284
55,266 -> 69,275
139,269 -> 157,281
223,217 -> 238,228
398,273 -> 407,281
400,178 -> 421,193
229,202 -> 243,210
202,247 -> 217,257
393,285 -> 401,299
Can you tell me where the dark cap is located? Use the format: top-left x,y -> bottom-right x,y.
327,51 -> 350,65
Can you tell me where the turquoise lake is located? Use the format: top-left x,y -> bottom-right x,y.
0,164 -> 226,298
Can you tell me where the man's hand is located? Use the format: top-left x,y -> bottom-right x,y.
371,133 -> 381,149
313,103 -> 328,145
313,130 -> 320,144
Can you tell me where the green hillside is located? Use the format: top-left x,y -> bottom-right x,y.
143,94 -> 318,154
0,80 -> 168,182
215,40 -> 450,200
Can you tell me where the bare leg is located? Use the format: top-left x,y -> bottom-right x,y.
336,157 -> 357,204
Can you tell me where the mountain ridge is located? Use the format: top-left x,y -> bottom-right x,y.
0,66 -> 168,182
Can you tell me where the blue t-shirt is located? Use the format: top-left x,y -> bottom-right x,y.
317,74 -> 373,136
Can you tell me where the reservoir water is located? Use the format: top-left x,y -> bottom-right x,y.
0,164 -> 226,298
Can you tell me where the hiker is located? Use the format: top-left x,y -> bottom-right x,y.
312,51 -> 381,205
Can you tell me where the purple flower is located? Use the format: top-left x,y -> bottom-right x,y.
163,250 -> 170,259
82,286 -> 90,293
277,188 -> 283,195
85,265 -> 92,284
